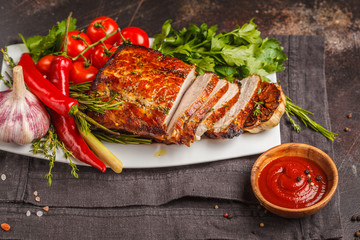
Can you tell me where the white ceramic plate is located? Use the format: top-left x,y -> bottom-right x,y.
0,43 -> 281,168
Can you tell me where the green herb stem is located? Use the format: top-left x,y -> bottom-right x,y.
71,28 -> 121,61
285,97 -> 337,141
31,125 -> 79,186
93,132 -> 152,145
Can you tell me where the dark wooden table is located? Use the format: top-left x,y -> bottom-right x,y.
1,0 -> 359,239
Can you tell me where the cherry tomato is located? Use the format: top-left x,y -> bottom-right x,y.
69,61 -> 98,84
36,55 -> 55,77
62,30 -> 93,59
86,16 -> 120,45
119,27 -> 149,48
90,44 -> 117,69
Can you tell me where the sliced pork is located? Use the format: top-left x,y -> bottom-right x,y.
206,75 -> 261,139
194,81 -> 240,141
89,44 -> 282,146
181,79 -> 229,146
89,44 -> 196,142
166,73 -> 219,144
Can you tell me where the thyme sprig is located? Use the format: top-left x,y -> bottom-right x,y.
285,97 -> 337,141
1,47 -> 16,87
1,47 -> 16,68
31,125 -> 79,186
0,73 -> 12,88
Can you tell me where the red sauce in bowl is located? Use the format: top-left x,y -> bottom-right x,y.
258,156 -> 327,209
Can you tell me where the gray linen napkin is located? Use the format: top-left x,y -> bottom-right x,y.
0,35 -> 343,239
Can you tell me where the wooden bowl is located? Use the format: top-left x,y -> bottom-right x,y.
251,142 -> 338,218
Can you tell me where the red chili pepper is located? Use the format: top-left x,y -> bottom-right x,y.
48,56 -> 106,172
18,53 -> 78,117
18,53 -> 119,135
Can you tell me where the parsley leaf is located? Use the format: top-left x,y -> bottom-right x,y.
152,19 -> 337,141
152,18 -> 287,81
19,17 -> 77,62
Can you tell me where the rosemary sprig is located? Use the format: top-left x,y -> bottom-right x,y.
69,82 -> 92,92
285,97 -> 337,141
31,125 -> 79,186
94,132 -> 152,145
70,90 -> 123,114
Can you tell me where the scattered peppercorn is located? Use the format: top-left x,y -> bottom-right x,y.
33,191 -> 38,196
357,216 -> 360,221
1,223 -> 10,232
355,231 -> 360,237
307,178 -> 312,183
344,127 -> 350,132
347,113 -> 352,118
43,206 -> 49,212
296,176 -> 301,181
304,169 -> 310,175
251,230 -> 256,235
259,222 -> 265,228
35,196 -> 40,202
223,213 -> 229,218
351,215 -> 357,221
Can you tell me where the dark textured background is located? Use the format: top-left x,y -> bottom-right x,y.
0,0 -> 359,239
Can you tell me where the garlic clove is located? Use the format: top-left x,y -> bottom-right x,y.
0,66 -> 50,145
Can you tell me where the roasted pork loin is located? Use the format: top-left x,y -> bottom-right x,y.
90,44 -> 196,142
90,44 -> 285,145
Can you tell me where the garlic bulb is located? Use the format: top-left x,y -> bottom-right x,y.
244,82 -> 286,133
0,66 -> 50,145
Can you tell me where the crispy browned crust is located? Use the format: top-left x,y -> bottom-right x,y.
169,74 -> 219,144
181,81 -> 229,146
89,44 -> 195,141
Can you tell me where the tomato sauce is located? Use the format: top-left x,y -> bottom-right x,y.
258,156 -> 327,209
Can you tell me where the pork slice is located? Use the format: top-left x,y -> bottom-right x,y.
89,44 -> 196,142
205,75 -> 261,139
181,79 -> 229,146
194,81 -> 240,141
166,73 -> 219,143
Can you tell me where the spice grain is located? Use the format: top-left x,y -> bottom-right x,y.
1,223 -> 10,231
